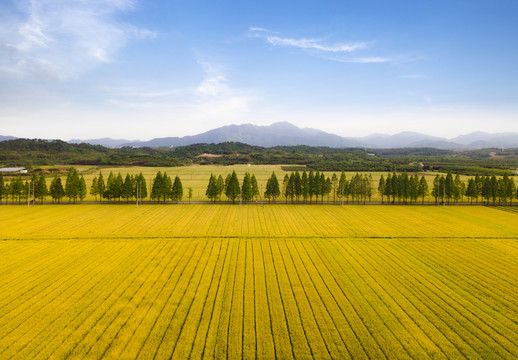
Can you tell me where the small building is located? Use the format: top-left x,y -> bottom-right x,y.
0,167 -> 27,174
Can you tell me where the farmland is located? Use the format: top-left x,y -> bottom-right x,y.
20,164 -> 478,203
1,205 -> 518,359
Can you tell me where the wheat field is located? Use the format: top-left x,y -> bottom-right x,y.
1,205 -> 517,359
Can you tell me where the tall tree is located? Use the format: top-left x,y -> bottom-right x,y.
115,172 -> 124,201
251,174 -> 259,201
378,175 -> 386,204
418,176 -> 429,204
295,171 -> 302,202
90,176 -> 99,201
10,176 -> 24,203
465,178 -> 477,204
0,173 -> 4,203
216,175 -> 225,201
135,173 -> 147,200
264,172 -> 280,202
36,174 -> 47,203
151,171 -> 163,201
206,174 -> 218,202
241,172 -> 253,202
65,168 -> 80,202
445,172 -> 454,204
431,175 -> 440,204
301,171 -> 309,202
225,171 -> 241,203
122,174 -> 134,202
50,175 -> 65,203
454,174 -> 464,203
78,176 -> 87,201
171,176 -> 183,202
282,174 -> 290,203
384,173 -> 393,204
308,171 -> 314,202
97,172 -> 105,201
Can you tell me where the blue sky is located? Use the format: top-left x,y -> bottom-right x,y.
0,0 -> 517,140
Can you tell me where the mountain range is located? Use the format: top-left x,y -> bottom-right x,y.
4,122 -> 518,149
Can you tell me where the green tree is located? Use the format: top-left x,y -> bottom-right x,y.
378,175 -> 386,204
418,176 -> 429,204
35,174 -> 47,203
308,171 -> 314,202
324,176 -> 332,202
409,174 -> 419,203
171,176 -> 183,202
50,175 -> 65,203
384,173 -> 393,203
115,172 -> 124,201
295,171 -> 302,201
454,174 -> 464,203
10,176 -> 24,203
216,175 -> 225,201
225,171 -> 241,203
445,171 -> 454,204
188,187 -> 193,203
91,176 -> 99,201
206,174 -> 219,202
301,171 -> 309,202
265,172 -> 280,202
431,175 -> 440,204
151,171 -> 163,201
251,174 -> 259,201
282,174 -> 290,203
465,178 -> 477,204
97,172 -> 106,201
122,174 -> 134,202
134,173 -> 147,200
0,173 -> 4,203
241,172 -> 253,202
105,172 -> 115,201
65,168 -> 80,202
78,176 -> 87,201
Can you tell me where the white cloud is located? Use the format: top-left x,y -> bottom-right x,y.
249,28 -> 366,53
248,27 -> 402,64
265,35 -> 366,53
0,0 -> 155,80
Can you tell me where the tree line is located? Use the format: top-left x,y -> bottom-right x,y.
0,168 -> 87,203
1,168 -> 516,205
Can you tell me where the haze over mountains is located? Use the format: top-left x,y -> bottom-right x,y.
5,122 -> 518,149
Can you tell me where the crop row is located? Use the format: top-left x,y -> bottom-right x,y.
1,204 -> 518,240
1,235 -> 518,359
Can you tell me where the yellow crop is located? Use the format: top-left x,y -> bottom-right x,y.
0,205 -> 517,359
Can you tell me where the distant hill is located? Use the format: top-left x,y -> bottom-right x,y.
0,135 -> 17,142
117,123 -> 518,149
3,122 -> 518,149
68,137 -> 137,148
120,122 -> 363,148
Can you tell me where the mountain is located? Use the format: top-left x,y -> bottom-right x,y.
451,132 -> 518,149
0,135 -> 17,142
53,123 -> 518,149
359,132 -> 445,149
68,137 -> 136,148
120,122 -> 363,148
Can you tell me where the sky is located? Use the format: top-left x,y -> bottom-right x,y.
0,0 -> 517,141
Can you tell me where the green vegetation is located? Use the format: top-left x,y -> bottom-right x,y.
2,138 -> 518,175
0,165 -> 516,205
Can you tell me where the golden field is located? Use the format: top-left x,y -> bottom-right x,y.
1,205 -> 518,359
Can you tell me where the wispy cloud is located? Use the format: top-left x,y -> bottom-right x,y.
249,27 -> 366,53
249,27 -> 407,64
0,0 -> 155,80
